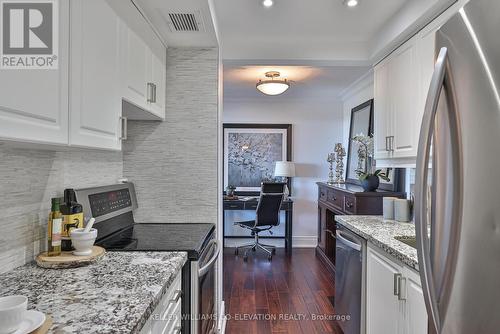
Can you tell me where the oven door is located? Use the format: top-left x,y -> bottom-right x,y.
191,239 -> 220,334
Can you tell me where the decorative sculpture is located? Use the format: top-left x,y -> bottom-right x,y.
334,143 -> 346,184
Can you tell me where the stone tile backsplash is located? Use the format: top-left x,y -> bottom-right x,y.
0,147 -> 122,273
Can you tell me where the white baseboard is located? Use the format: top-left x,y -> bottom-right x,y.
292,236 -> 317,248
224,236 -> 317,248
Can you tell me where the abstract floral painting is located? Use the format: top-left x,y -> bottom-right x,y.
224,125 -> 290,193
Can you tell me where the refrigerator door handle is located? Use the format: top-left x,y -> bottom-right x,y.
415,47 -> 448,334
416,46 -> 463,334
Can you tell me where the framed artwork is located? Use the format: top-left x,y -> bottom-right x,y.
346,99 -> 374,185
223,124 -> 292,195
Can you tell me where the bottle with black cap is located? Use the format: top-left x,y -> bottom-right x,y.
60,189 -> 84,251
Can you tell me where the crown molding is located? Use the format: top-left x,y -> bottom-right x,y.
338,69 -> 374,101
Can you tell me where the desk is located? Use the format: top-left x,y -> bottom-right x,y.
223,198 -> 294,253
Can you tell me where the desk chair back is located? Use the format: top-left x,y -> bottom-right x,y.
256,183 -> 285,227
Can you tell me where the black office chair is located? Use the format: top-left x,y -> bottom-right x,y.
234,182 -> 285,261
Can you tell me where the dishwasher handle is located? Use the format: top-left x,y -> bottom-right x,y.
199,239 -> 220,277
336,230 -> 362,252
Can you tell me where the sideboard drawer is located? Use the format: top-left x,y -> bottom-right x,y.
245,201 -> 259,210
344,195 -> 356,214
224,201 -> 244,210
319,188 -> 327,202
328,189 -> 344,211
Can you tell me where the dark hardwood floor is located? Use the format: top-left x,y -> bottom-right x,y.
223,247 -> 343,334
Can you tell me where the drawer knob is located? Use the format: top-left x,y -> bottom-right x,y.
346,202 -> 353,208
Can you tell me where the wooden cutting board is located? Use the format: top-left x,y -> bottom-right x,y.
35,246 -> 106,269
30,315 -> 52,334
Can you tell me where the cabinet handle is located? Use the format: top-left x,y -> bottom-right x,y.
393,273 -> 406,300
324,229 -> 336,239
147,82 -> 155,103
394,273 -> 402,296
170,290 -> 182,303
151,83 -> 157,103
119,116 -> 128,140
398,277 -> 407,301
390,136 -> 395,152
385,136 -> 389,151
345,201 -> 353,209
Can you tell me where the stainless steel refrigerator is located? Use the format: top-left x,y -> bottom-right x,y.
415,0 -> 500,333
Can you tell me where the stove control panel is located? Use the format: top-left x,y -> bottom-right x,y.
88,189 -> 132,217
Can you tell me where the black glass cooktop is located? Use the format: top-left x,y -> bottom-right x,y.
96,223 -> 215,260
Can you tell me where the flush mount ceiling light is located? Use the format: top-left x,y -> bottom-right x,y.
343,0 -> 359,7
262,0 -> 274,7
256,71 -> 290,96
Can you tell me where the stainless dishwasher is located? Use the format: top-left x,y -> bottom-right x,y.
335,225 -> 366,334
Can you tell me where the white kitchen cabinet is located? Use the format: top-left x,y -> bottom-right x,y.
373,59 -> 392,160
122,26 -> 166,120
374,36 -> 420,164
140,272 -> 182,334
149,51 -> 167,118
374,4 -> 461,167
366,245 -> 404,334
390,41 -> 419,158
366,244 -> 427,334
404,267 -> 428,334
124,28 -> 150,109
0,1 -> 69,145
70,0 -> 124,150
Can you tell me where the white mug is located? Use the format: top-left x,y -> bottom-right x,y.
383,197 -> 397,220
0,295 -> 27,334
394,199 -> 411,222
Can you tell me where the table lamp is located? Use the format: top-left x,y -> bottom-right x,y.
274,161 -> 295,199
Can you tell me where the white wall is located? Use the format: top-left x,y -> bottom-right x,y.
223,97 -> 343,247
341,71 -> 374,169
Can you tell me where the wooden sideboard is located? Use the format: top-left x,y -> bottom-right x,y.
316,182 -> 405,273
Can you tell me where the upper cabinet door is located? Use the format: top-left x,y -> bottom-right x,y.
0,1 -> 69,145
374,60 -> 391,160
149,50 -> 166,119
391,39 -> 419,158
70,0 -> 123,150
124,28 -> 150,110
121,24 -> 166,121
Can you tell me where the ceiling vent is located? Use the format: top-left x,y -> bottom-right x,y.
166,11 -> 205,32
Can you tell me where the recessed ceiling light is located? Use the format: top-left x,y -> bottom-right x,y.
344,0 -> 359,7
262,0 -> 274,8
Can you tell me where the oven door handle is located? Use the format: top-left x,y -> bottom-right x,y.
199,239 -> 220,277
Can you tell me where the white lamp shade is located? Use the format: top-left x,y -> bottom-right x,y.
274,161 -> 295,177
256,81 -> 290,95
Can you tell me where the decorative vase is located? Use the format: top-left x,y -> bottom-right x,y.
361,175 -> 379,192
226,186 -> 236,197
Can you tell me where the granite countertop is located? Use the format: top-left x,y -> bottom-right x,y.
0,251 -> 187,333
335,215 -> 419,271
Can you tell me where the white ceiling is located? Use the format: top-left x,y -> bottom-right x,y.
213,0 -> 410,61
224,64 -> 370,100
133,0 -> 456,100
